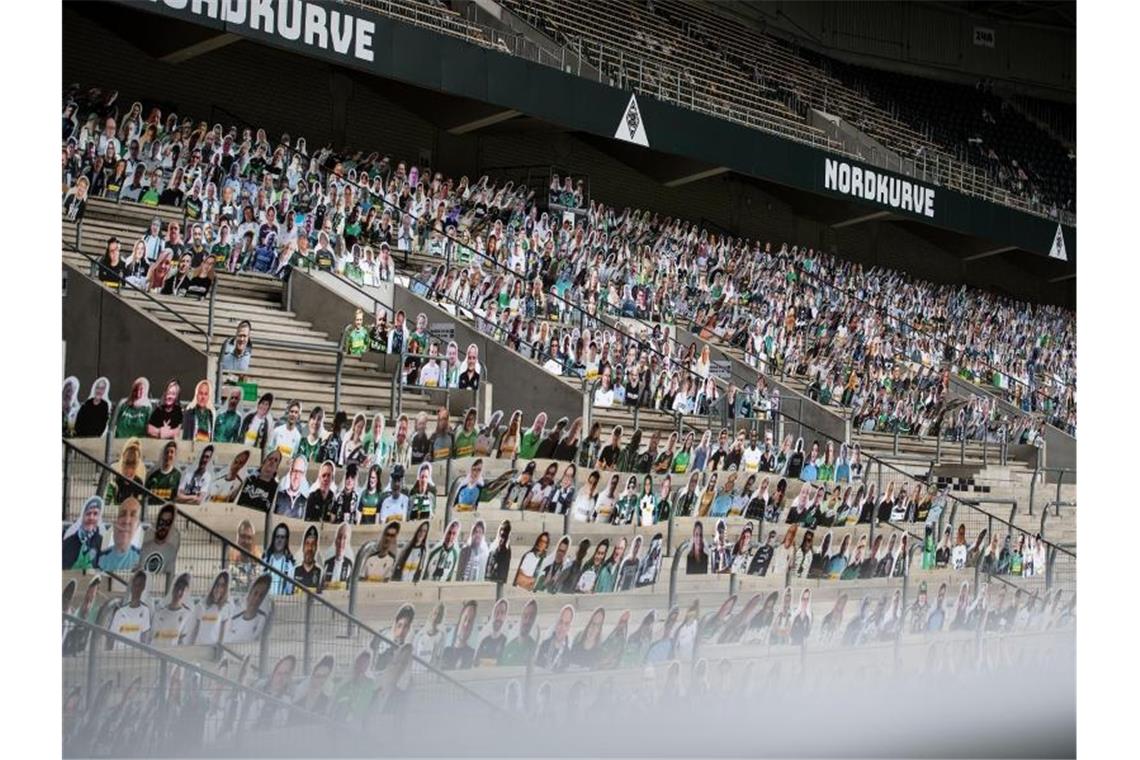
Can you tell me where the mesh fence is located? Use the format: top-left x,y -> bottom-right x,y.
62,440 -> 500,718
62,613 -> 331,758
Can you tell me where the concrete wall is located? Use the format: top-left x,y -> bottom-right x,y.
287,270 -> 468,417
63,262 -> 210,402
674,326 -> 850,446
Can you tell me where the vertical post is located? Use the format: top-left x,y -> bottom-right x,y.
443,446 -> 454,528
1028,458 -> 1038,517
982,437 -> 988,465
333,348 -> 345,412
285,272 -> 293,313
302,593 -> 314,674
669,540 -> 690,609
959,434 -> 965,465
206,279 -> 217,345
259,607 -> 274,674
1055,469 -> 1064,510
935,434 -> 941,465
892,429 -> 899,456
62,445 -> 71,522
84,622 -> 100,710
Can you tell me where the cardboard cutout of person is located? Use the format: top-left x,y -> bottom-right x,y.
456,519 -> 490,582
96,497 -> 143,571
63,496 -> 105,570
362,521 -> 401,582
514,532 -> 549,591
190,570 -> 232,646
74,377 -> 112,438
293,525 -> 323,590
321,522 -> 355,590
498,599 -> 538,667
62,376 -> 81,436
439,600 -> 479,671
636,533 -> 665,587
264,522 -> 296,595
225,574 -> 272,644
484,520 -> 512,584
535,604 -> 575,671
474,599 -> 509,666
107,570 -> 151,648
139,503 -> 180,576
150,572 -> 193,647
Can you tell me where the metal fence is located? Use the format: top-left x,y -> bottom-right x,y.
62,440 -> 501,717
63,612 -> 335,758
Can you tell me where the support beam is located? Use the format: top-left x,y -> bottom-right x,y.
831,210 -> 892,228
159,32 -> 239,63
962,245 -> 1017,262
663,166 -> 729,188
1048,272 -> 1077,283
447,109 -> 521,135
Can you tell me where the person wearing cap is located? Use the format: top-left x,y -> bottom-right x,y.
379,465 -> 409,523
501,461 -> 535,511
238,392 -> 275,452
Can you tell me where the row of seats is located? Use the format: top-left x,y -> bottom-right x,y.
62,82 -> 1073,449
501,0 -> 1075,214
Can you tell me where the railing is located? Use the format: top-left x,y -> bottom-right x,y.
214,335 -> 347,411
62,439 -> 502,715
63,612 -> 336,757
486,1 -> 1072,223
1027,465 -> 1075,517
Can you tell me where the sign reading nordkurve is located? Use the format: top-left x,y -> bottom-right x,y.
824,158 -> 936,219
145,0 -> 377,62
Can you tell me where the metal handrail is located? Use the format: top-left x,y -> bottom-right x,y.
489,1 -> 1071,221
290,259 -> 396,320
62,438 -> 502,713
64,240 -> 211,354
214,335 -> 346,411
1039,501 -> 1077,547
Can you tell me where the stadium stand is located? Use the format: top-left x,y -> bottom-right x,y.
60,1 -> 1076,745
499,0 -> 1075,219
61,80 -> 1076,441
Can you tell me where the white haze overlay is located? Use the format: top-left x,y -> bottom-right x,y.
207,630 -> 1074,758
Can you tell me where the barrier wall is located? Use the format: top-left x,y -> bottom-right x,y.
62,261 -> 211,402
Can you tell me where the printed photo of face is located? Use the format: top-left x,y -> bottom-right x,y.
519,600 -> 538,636
303,526 -> 319,564
271,524 -> 290,556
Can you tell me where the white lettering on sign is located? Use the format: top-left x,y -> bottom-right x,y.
151,0 -> 376,62
824,158 -> 936,219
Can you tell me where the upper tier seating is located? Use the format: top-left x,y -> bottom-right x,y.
500,0 -> 1074,217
